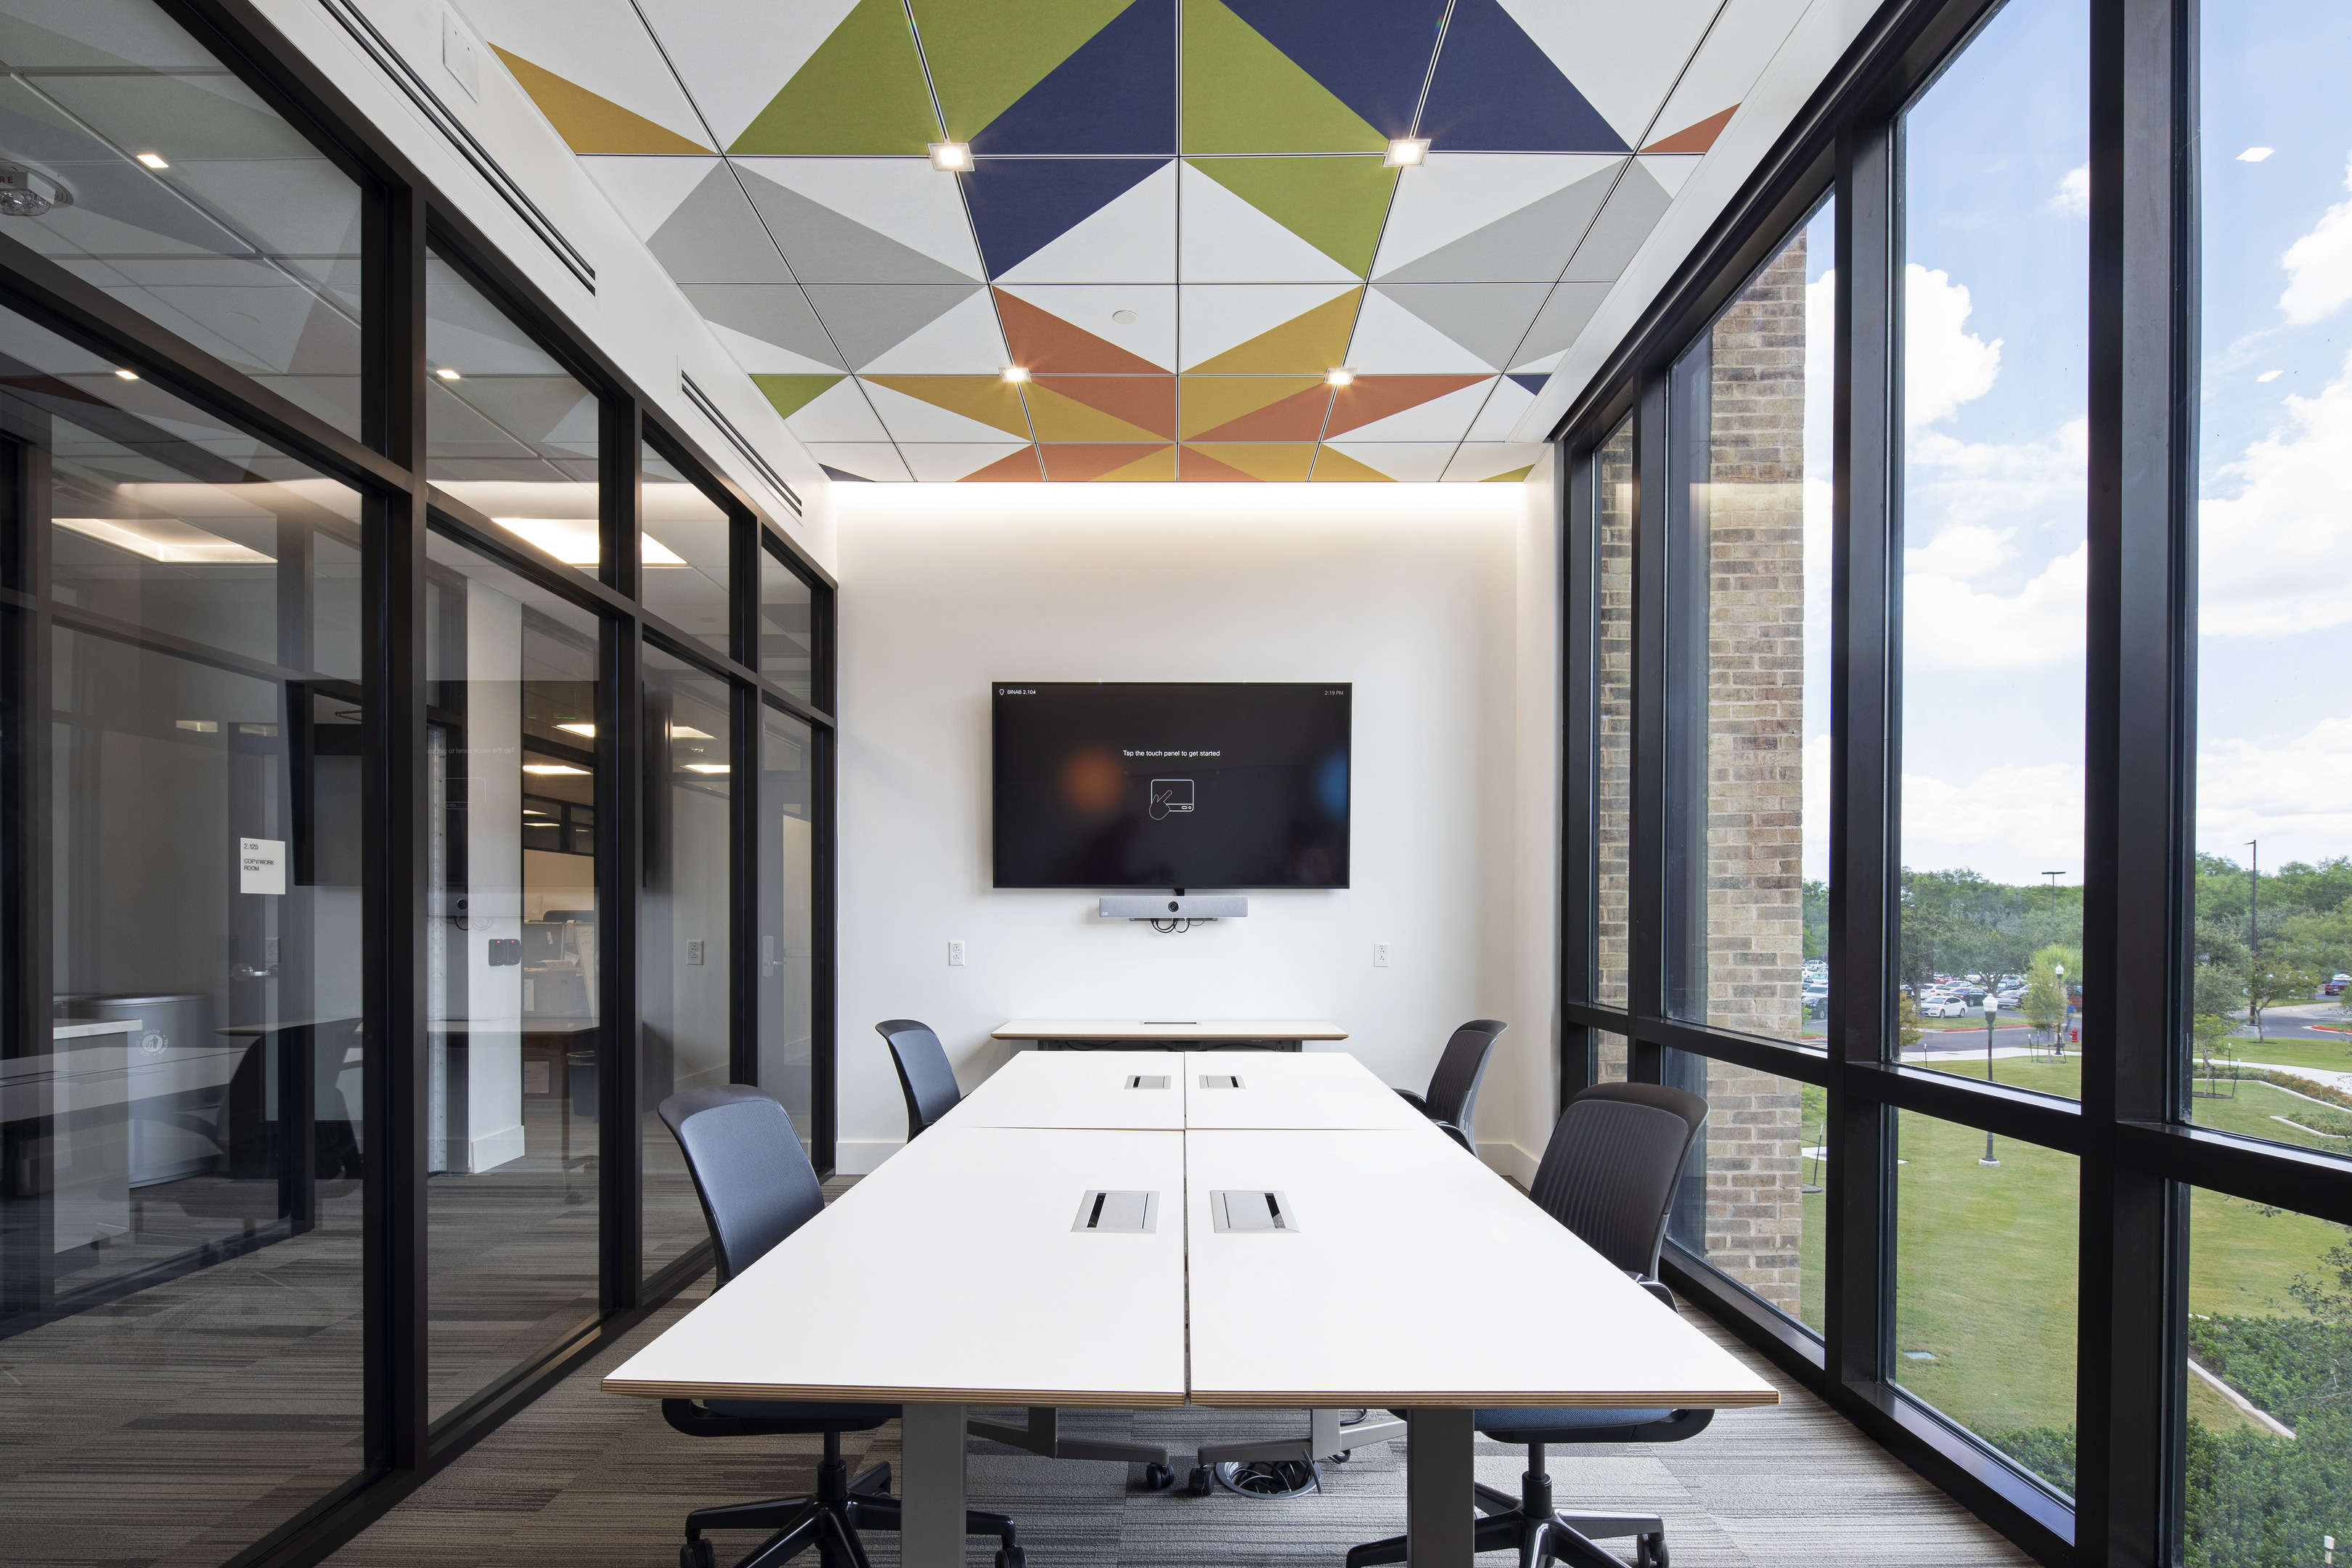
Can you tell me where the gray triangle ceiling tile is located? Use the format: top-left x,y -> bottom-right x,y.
648,163 -> 793,285
735,166 -> 974,285
679,283 -> 846,368
1372,282 -> 1553,371
1510,282 -> 1612,369
1561,161 -> 1673,284
800,284 -> 985,369
1376,162 -> 1625,285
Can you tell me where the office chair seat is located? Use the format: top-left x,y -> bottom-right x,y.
1473,1407 -> 1673,1434
692,1400 -> 902,1428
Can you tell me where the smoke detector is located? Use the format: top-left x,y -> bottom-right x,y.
0,163 -> 70,218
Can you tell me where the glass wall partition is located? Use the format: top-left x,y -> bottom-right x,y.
759,702 -> 817,1152
760,539 -> 819,707
641,442 -> 730,653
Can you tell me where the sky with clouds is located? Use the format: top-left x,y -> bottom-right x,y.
1786,0 -> 2352,888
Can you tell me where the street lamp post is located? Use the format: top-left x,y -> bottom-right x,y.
1980,993 -> 2001,1166
2054,962 -> 2067,1057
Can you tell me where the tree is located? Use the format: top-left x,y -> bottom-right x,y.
1802,879 -> 1828,962
2247,950 -> 2323,1041
2023,944 -> 2079,1040
1897,992 -> 1924,1052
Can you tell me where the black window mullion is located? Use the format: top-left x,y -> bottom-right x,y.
598,399 -> 644,1312
1663,339 -> 1712,1026
731,678 -> 755,1089
811,714 -> 839,1175
1628,367 -> 1672,1086
1561,438 -> 1600,1103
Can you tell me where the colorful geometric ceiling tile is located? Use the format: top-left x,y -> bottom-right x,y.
1180,285 -> 1359,372
1644,110 -> 1736,157
801,284 -> 984,368
707,318 -> 842,375
682,284 -> 845,369
1443,441 -> 1548,481
1321,441 -> 1457,481
822,465 -> 873,483
1374,282 -> 1551,369
733,163 -> 975,285
581,156 -> 722,245
1322,373 -> 1490,438
899,441 -> 1039,481
1176,376 -> 1328,441
1417,0 -> 1629,153
728,0 -> 937,155
998,286 -> 1174,372
733,158 -> 985,280
960,446 -> 1050,480
486,41 -> 709,155
1180,0 -> 1386,154
1042,443 -> 1171,481
1181,443 -> 1316,481
1177,161 -> 1357,284
1371,154 -> 1617,279
1375,158 -> 1625,284
1636,153 -> 1703,198
1307,446 -> 1395,481
1510,282 -> 1610,370
649,165 -> 792,283
806,441 -> 912,480
1323,375 -> 1491,441
1646,0 -> 1809,158
1185,157 -> 1396,277
861,375 -> 1035,440
856,290 -> 1014,374
1465,374 -> 1536,440
1495,0 -> 1718,150
1026,377 -> 1177,441
634,0 -> 864,148
995,161 -> 1176,285
1217,0 -> 1446,140
752,373 -> 846,421
774,377 -> 891,442
1092,446 -> 1180,481
1340,286 -> 1491,373
1559,160 -> 1675,283
952,0 -> 1177,154
963,158 -> 1171,278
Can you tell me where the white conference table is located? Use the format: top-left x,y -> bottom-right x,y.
607,1050 -> 1776,1567
992,1018 -> 1347,1050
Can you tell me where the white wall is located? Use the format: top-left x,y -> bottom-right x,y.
834,481 -> 1553,1174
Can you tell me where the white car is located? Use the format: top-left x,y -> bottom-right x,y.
1919,996 -> 1972,1018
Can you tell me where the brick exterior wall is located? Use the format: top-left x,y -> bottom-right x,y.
1596,422 -> 1635,1083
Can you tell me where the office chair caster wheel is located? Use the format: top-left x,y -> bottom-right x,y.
679,1538 -> 715,1568
1635,1532 -> 1668,1568
1141,1462 -> 1175,1490
1187,1465 -> 1214,1495
1328,1449 -> 1352,1463
995,1549 -> 1026,1568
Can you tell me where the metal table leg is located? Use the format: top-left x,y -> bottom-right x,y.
1405,1408 -> 1474,1567
899,1403 -> 968,1568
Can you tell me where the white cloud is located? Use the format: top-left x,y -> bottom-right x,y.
1903,539 -> 2089,670
2199,714 -> 2352,866
2201,348 -> 2352,636
2051,163 -> 2090,219
1899,759 -> 2086,883
1903,264 -> 2003,428
1906,522 -> 2017,579
2279,151 -> 2352,324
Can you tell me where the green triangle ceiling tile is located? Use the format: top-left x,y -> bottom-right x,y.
910,0 -> 1135,142
729,0 -> 939,155
751,374 -> 846,422
1186,157 -> 1396,277
1180,0 -> 1385,154
490,46 -> 710,154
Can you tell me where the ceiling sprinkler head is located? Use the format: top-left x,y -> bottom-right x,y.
0,163 -> 69,218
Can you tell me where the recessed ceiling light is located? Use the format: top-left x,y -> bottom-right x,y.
1384,137 -> 1430,168
522,763 -> 590,775
1326,368 -> 1355,387
556,722 -> 596,737
2258,369 -> 2282,382
1001,365 -> 1029,384
928,141 -> 973,172
134,152 -> 169,171
2239,146 -> 2275,163
115,368 -> 138,380
436,367 -> 462,380
55,515 -> 276,564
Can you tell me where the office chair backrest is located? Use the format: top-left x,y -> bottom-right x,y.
658,1085 -> 824,1288
1424,1018 -> 1507,1134
1527,1082 -> 1707,1279
876,1018 -> 961,1140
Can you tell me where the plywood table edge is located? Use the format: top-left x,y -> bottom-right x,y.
1183,1389 -> 1781,1409
989,1024 -> 1350,1040
601,1379 -> 1188,1408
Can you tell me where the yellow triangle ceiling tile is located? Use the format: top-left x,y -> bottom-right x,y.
1093,445 -> 1179,481
1022,381 -> 1166,443
1183,443 -> 1316,481
491,46 -> 709,154
1308,446 -> 1394,482
1190,289 -> 1361,375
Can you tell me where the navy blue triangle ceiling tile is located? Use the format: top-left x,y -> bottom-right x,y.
971,0 -> 1177,155
960,157 -> 1169,277
1418,0 -> 1628,152
1220,0 -> 1446,140
1508,372 -> 1549,397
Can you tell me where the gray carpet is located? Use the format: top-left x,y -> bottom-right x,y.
324,1267 -> 2033,1568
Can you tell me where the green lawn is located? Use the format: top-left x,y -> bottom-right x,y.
2207,1035 -> 2352,1079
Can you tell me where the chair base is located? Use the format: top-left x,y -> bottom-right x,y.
683,1455 -> 1024,1568
1345,1463 -> 1668,1568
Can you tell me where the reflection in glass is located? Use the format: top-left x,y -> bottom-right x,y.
642,443 -> 731,653
1662,1050 -> 1825,1334
2183,1189 -> 2352,1568
641,645 -> 734,1278
1595,417 -> 1633,1008
422,528 -> 603,1419
0,303 -> 367,1554
1895,0 -> 2088,1093
1667,200 -> 1834,1045
2187,0 -> 2352,1112
761,544 -> 817,703
1893,1109 -> 2078,1495
0,0 -> 366,435
760,703 -> 817,1153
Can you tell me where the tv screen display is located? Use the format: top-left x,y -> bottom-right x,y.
992,682 -> 1349,889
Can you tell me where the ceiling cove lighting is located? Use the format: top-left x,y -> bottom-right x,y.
55,515 -> 275,564
1326,368 -> 1355,387
682,763 -> 731,774
928,142 -> 973,171
134,152 -> 169,170
1000,365 -> 1029,384
1384,137 -> 1430,168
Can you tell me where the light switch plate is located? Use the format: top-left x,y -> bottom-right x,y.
685,939 -> 705,967
1373,942 -> 1389,967
947,940 -> 966,966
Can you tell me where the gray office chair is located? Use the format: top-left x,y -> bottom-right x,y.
1397,1018 -> 1506,1155
1347,1081 -> 1715,1568
656,1085 -> 1026,1568
872,1020 -> 1179,1488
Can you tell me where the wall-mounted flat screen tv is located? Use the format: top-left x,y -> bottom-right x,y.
992,682 -> 1349,889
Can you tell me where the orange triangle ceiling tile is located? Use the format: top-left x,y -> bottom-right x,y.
1180,377 -> 1331,441
1041,444 -> 1172,481
489,46 -> 709,155
995,289 -> 1166,374
1642,105 -> 1737,155
1182,443 -> 1315,481
1091,446 -> 1179,481
1027,377 -> 1177,441
958,446 -> 1048,481
1188,288 -> 1360,374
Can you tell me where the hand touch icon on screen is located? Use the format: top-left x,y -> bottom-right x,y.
1148,779 -> 1194,820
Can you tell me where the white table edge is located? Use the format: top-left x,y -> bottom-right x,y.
989,1021 -> 1349,1041
601,1378 -> 1188,1408
1185,1388 -> 1780,1408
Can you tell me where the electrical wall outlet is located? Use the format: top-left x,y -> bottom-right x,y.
1373,942 -> 1389,968
685,939 -> 705,967
947,940 -> 967,967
